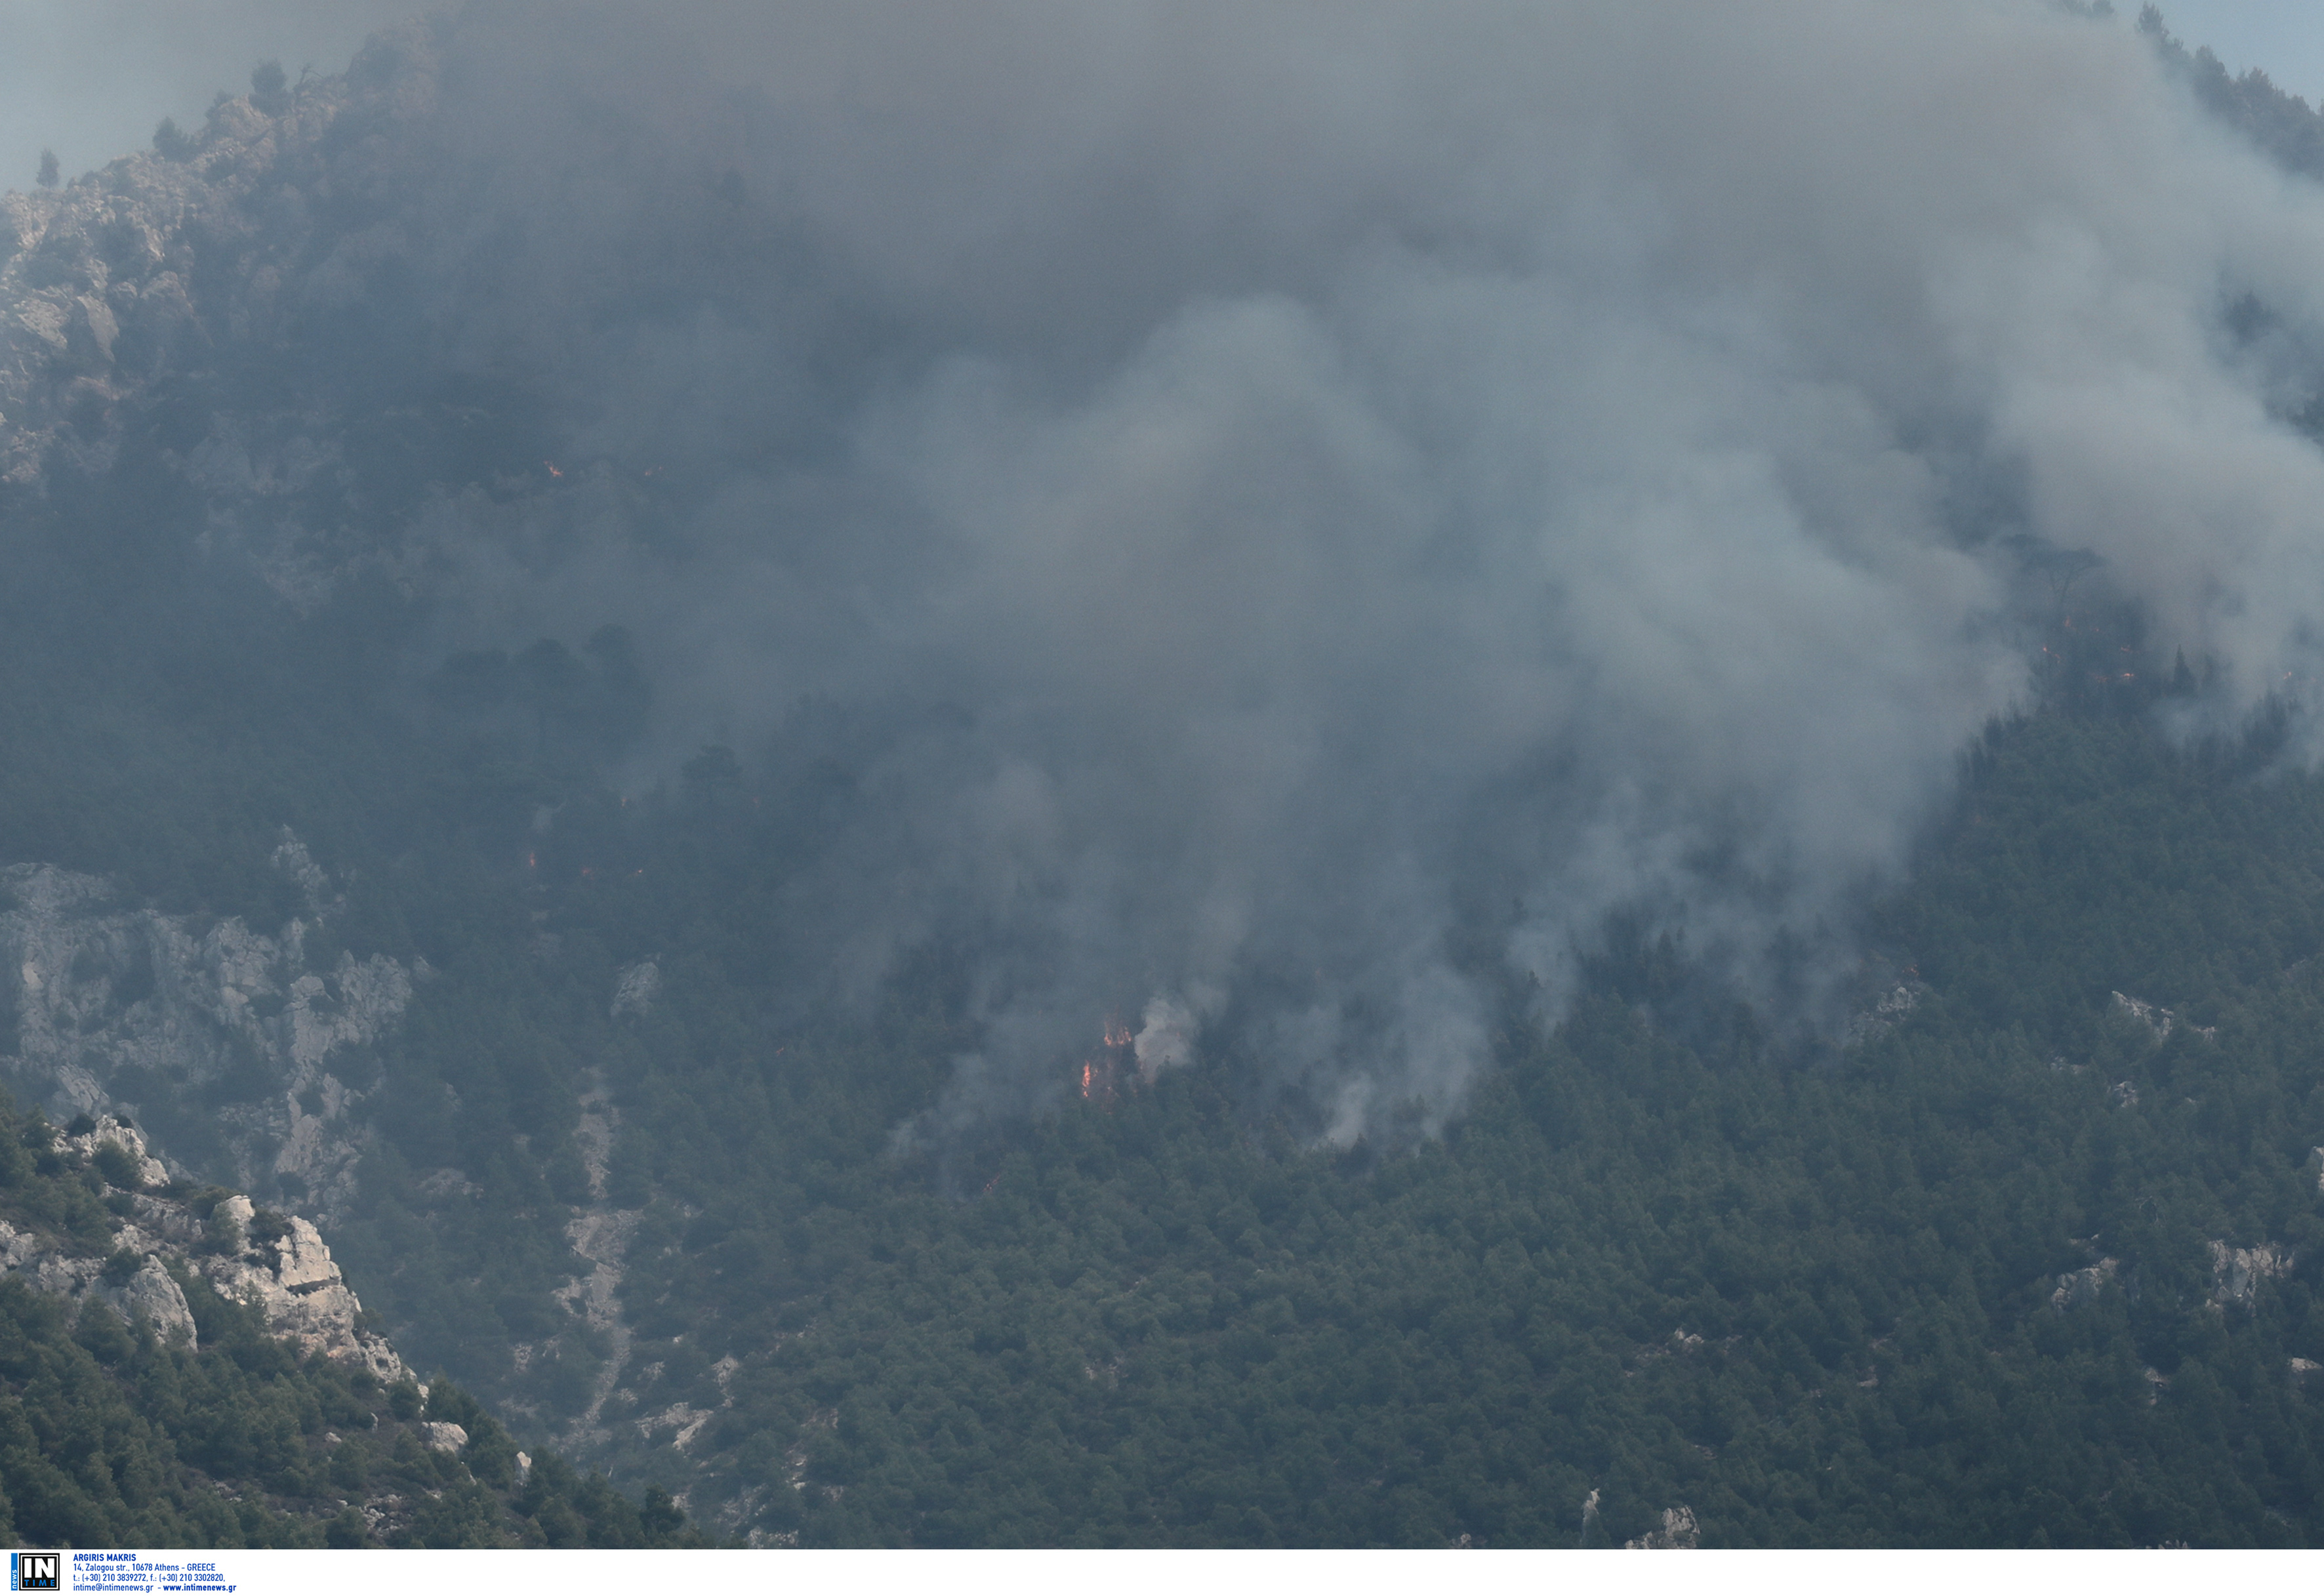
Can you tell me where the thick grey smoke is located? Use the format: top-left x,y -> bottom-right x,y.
329,2 -> 2324,1138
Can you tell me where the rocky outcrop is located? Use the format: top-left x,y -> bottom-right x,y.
0,844 -> 414,1221
1839,956 -> 1929,1049
2110,991 -> 2216,1044
2052,1257 -> 2119,1311
195,1192 -> 405,1380
0,1214 -> 197,1348
1845,981 -> 1926,1047
59,1113 -> 169,1189
0,1115 -> 404,1380
1626,1505 -> 1700,1549
2210,1240 -> 2293,1309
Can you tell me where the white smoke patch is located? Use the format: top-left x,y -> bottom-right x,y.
1132,986 -> 1219,1081
226,1 -> 2324,1139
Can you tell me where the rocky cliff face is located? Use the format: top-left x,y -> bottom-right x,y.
0,842 -> 414,1223
0,1095 -> 718,1549
0,1112 -> 405,1383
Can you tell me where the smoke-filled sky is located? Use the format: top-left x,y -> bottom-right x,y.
292,0 -> 2323,1145
3,3 -> 2317,187
18,0 -> 2324,1143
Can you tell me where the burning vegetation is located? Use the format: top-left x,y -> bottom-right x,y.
1078,1015 -> 1137,1109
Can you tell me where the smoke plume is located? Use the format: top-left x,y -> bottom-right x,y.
133,3 -> 2324,1137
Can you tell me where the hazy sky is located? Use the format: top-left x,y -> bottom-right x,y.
2164,1 -> 2324,99
1,3 -> 2320,192
0,1 -> 428,185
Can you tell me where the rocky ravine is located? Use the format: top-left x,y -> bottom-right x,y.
544,1078 -> 639,1453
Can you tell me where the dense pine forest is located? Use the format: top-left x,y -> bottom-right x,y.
376,663 -> 2324,1545
10,525 -> 2324,1543
5,1 -> 2324,1547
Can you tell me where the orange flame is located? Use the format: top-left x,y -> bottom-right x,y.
1078,1015 -> 1135,1108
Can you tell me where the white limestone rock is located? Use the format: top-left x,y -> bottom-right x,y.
195,1204 -> 406,1383
2110,991 -> 2216,1044
58,1113 -> 168,1189
1626,1505 -> 1700,1549
1845,981 -> 1926,1047
95,1259 -> 197,1347
0,1149 -> 405,1376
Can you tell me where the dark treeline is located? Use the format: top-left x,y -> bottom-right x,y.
2140,6 -> 2324,182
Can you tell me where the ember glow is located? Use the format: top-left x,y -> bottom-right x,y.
1077,1016 -> 1137,1106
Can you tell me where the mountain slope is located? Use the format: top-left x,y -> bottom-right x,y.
0,1101 -> 705,1547
520,705 -> 2324,1546
4,5 -> 2324,1547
